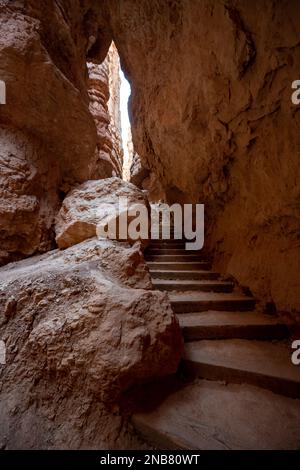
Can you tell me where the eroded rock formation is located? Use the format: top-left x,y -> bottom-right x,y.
101,0 -> 300,313
107,42 -> 124,174
0,238 -> 182,448
130,153 -> 150,188
55,177 -> 149,248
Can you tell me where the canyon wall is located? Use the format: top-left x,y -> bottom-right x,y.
0,0 -> 122,264
88,43 -> 123,179
102,0 -> 300,313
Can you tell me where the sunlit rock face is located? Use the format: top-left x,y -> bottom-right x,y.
101,0 -> 300,312
55,177 -> 149,249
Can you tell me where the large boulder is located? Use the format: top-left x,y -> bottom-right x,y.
0,238 -> 183,449
55,177 -> 150,249
100,0 -> 300,312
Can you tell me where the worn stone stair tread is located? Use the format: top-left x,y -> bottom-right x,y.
171,291 -> 253,301
147,251 -> 202,255
152,279 -> 233,292
170,292 -> 255,312
184,339 -> 300,397
177,311 -> 289,340
148,261 -> 211,271
150,269 -> 220,280
132,380 -> 300,450
146,254 -> 206,262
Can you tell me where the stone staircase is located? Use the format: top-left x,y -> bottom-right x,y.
132,236 -> 300,449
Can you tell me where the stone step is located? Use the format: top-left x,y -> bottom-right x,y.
153,279 -> 234,293
150,233 -> 181,239
177,311 -> 289,340
147,248 -> 201,255
146,254 -> 205,262
150,270 -> 220,280
132,379 -> 300,449
153,226 -> 175,231
147,261 -> 211,271
170,292 -> 255,313
183,339 -> 300,398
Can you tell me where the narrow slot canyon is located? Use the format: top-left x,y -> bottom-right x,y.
0,0 -> 299,453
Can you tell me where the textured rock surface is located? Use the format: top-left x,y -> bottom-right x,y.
0,238 -> 182,449
55,177 -> 149,248
0,127 -> 60,265
102,0 -> 300,312
0,1 -> 113,264
88,43 -> 123,178
107,42 -> 124,174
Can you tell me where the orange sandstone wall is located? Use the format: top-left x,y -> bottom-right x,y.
102,0 -> 300,312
